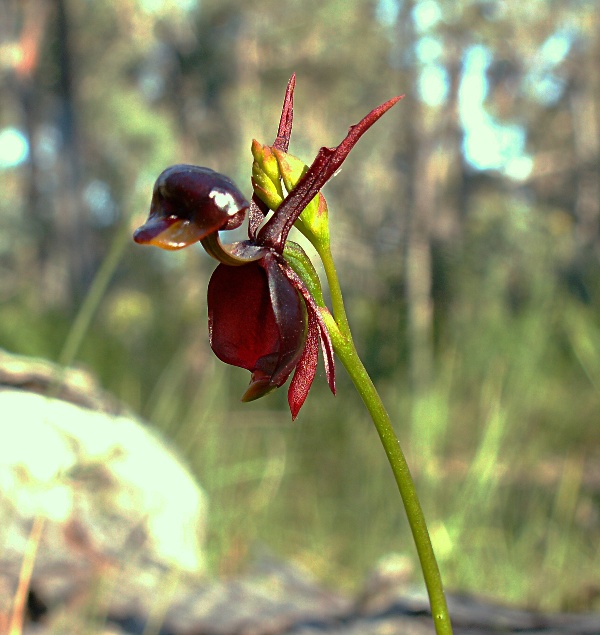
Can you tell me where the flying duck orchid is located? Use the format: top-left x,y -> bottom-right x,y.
134,75 -> 400,418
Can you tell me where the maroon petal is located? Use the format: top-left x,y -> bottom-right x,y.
257,95 -> 403,251
280,260 -> 336,397
288,310 -> 319,420
316,313 -> 336,396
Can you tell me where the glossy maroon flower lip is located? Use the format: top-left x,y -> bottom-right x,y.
134,75 -> 401,418
133,215 -> 196,250
134,164 -> 249,250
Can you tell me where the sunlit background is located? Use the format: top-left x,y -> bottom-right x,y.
1,0 -> 599,612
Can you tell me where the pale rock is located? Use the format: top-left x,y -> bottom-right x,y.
0,384 -> 208,615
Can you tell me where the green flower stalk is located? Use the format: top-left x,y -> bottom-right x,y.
134,74 -> 453,635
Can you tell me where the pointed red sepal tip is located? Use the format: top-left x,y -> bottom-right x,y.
273,73 -> 296,152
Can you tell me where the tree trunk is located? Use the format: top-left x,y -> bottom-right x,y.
396,0 -> 435,397
569,37 -> 600,247
47,0 -> 91,306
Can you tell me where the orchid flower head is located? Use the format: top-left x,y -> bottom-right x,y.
134,75 -> 401,418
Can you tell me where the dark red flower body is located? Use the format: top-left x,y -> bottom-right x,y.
208,253 -> 307,403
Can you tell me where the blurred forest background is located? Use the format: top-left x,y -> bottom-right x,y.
1,0 -> 599,612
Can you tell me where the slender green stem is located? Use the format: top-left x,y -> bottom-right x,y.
315,241 -> 351,339
318,247 -> 453,635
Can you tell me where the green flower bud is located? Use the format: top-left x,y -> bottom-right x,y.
251,140 -> 284,210
251,172 -> 284,210
251,140 -> 282,187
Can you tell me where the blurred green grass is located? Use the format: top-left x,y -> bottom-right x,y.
1,204 -> 599,613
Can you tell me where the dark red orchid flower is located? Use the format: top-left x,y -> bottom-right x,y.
134,75 -> 401,419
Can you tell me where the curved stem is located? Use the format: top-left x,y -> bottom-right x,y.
315,242 -> 351,339
318,249 -> 453,635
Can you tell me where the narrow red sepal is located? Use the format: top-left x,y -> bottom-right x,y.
288,313 -> 319,420
273,73 -> 296,152
248,74 -> 296,240
279,259 -> 336,400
